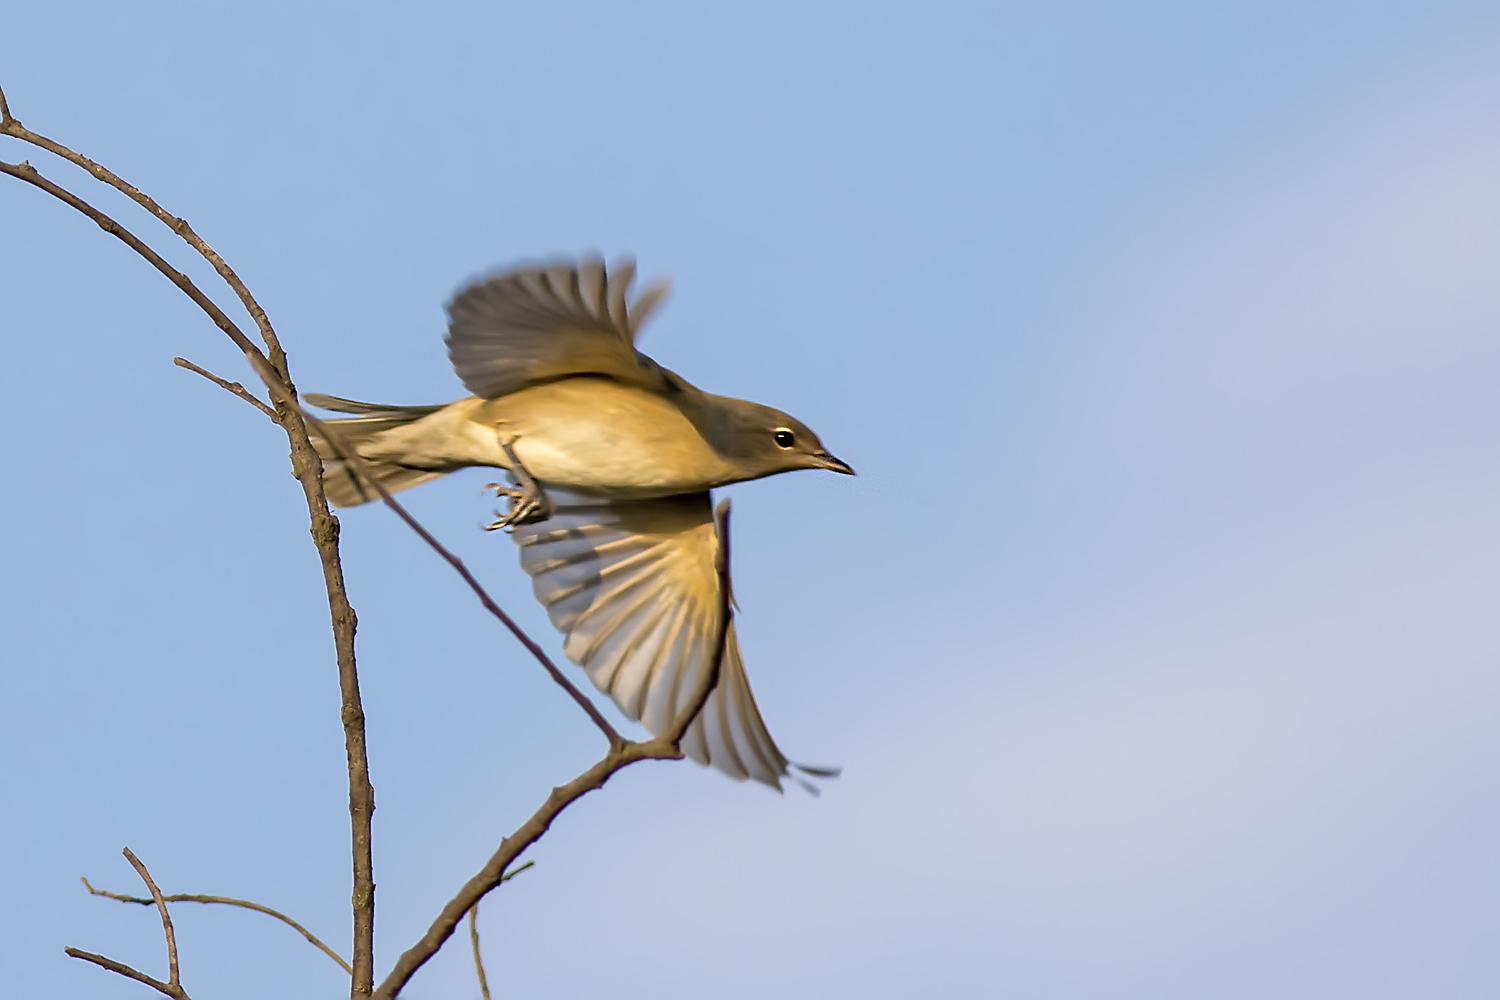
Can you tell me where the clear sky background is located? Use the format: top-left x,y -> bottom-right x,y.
3,2 -> 1498,997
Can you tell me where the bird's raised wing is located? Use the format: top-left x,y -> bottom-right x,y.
447,256 -> 673,399
508,487 -> 817,790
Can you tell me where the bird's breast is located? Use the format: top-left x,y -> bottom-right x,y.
476,379 -> 731,496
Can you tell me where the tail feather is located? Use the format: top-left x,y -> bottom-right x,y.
305,395 -> 449,508
303,393 -> 445,417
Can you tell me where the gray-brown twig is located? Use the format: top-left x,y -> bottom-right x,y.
0,83 -> 287,372
466,859 -> 534,1000
66,849 -> 191,999
2,96 -> 376,996
64,947 -> 188,1000
0,157 -> 284,392
81,877 -> 352,975
124,848 -> 180,991
172,357 -> 278,420
468,903 -> 492,1000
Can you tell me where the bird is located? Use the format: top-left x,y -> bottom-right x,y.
305,256 -> 852,790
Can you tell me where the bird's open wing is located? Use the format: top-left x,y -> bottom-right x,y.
508,487 -> 800,789
447,256 -> 673,399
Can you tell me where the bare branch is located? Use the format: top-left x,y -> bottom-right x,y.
468,903 -> 492,1000
2,108 -> 376,995
0,99 -> 288,373
467,860 -> 533,1000
173,357 -> 278,420
304,409 -> 625,746
372,515 -> 735,999
64,947 -> 187,1000
123,849 -> 181,991
0,157 -> 284,394
372,747 -> 652,999
81,878 -> 352,975
64,851 -> 192,999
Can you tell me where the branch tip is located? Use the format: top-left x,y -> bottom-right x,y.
122,848 -> 180,989
65,946 -> 187,1000
468,901 -> 493,1000
174,356 -> 278,420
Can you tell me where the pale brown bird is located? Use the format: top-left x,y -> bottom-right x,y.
307,257 -> 851,789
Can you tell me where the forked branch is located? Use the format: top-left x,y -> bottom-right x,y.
65,849 -> 190,1000
173,357 -> 278,420
1,88 -> 375,996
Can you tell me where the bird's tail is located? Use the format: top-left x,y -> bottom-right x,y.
304,394 -> 449,508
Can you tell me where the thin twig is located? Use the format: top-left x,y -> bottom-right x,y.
64,947 -> 187,1000
468,903 -> 492,1000
123,848 -> 181,991
173,357 -> 278,420
63,850 -> 192,999
304,409 -> 625,746
81,878 -> 352,975
466,859 -> 533,1000
2,121 -> 376,995
372,516 -> 736,1000
0,92 -> 289,374
0,158 -> 284,392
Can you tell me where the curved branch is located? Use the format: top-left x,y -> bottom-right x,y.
0,157 -> 283,393
123,849 -> 181,991
0,86 -> 288,374
173,357 -> 278,420
65,947 -> 187,1000
81,878 -> 353,975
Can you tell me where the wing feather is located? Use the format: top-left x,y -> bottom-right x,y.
509,487 -> 799,789
446,256 -> 672,399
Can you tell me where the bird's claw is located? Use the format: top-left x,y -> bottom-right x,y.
481,433 -> 554,531
482,481 -> 554,531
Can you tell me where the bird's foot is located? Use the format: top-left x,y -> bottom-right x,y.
482,481 -> 554,530
482,435 -> 554,531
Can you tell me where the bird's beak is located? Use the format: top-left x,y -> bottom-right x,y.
812,451 -> 856,476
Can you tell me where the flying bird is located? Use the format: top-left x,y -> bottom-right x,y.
306,257 -> 852,790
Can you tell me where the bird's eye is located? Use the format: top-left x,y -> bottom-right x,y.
773,429 -> 796,449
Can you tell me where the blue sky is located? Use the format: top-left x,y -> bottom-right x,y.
3,2 -> 1499,997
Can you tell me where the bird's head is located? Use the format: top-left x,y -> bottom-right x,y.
708,397 -> 855,483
